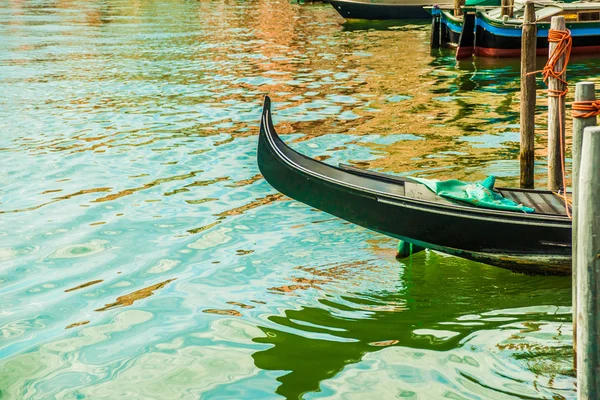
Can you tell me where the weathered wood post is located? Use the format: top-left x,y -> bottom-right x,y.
547,16 -> 567,191
519,1 -> 536,189
572,82 -> 597,366
576,125 -> 600,399
454,0 -> 464,16
501,0 -> 514,17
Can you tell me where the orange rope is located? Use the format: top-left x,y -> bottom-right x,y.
530,29 -> 573,218
553,191 -> 572,206
573,100 -> 600,119
542,29 -> 572,98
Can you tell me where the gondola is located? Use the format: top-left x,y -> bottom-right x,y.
257,97 -> 573,275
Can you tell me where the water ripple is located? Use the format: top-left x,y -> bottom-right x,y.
1,0 -> 596,398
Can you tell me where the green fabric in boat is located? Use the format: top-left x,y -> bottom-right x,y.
410,175 -> 536,213
465,0 -> 500,6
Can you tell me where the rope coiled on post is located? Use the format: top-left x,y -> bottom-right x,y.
573,100 -> 600,119
541,29 -> 572,96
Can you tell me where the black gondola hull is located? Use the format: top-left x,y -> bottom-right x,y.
330,0 -> 432,20
258,97 -> 572,274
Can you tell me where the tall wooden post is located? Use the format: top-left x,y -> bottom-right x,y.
501,0 -> 514,17
454,0 -> 464,16
572,82 -> 597,367
547,16 -> 566,191
576,125 -> 600,400
519,1 -> 536,189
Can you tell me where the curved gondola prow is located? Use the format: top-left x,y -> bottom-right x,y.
258,95 -> 283,163
260,95 -> 281,144
258,95 -> 329,180
261,95 -> 272,132
257,96 -> 272,180
259,95 -> 289,159
258,95 -> 279,181
256,96 -> 572,274
258,95 -> 301,197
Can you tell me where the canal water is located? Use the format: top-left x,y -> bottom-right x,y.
1,0 -> 599,398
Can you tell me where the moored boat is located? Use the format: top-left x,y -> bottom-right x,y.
429,1 -> 600,58
330,0 -> 452,20
257,96 -> 573,275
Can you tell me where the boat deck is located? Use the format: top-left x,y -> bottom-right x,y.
497,188 -> 570,216
338,164 -> 571,217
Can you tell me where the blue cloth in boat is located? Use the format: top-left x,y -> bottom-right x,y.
410,175 -> 536,213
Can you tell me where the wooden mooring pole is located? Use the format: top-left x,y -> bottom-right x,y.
454,0 -> 464,16
576,125 -> 600,400
519,1 -> 536,189
501,0 -> 514,17
547,16 -> 566,191
572,82 -> 597,368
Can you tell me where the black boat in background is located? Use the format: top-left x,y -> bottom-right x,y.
257,97 -> 572,275
330,0 -> 450,20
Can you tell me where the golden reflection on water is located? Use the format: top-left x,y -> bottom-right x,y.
0,187 -> 112,214
64,279 -> 103,293
4,0 -> 597,220
226,173 -> 263,188
203,309 -> 243,317
215,193 -> 284,218
186,193 -> 284,234
265,258 -> 397,295
92,171 -> 202,203
65,320 -> 90,330
187,221 -> 222,235
185,197 -> 218,205
243,2 -> 598,185
226,301 -> 255,310
184,177 -> 229,188
95,278 -> 176,312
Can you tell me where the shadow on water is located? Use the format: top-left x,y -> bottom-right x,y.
341,19 -> 430,32
252,252 -> 572,399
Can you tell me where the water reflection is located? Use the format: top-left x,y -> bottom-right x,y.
252,251 -> 572,399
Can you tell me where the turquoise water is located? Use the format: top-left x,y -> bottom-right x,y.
1,0 -> 599,398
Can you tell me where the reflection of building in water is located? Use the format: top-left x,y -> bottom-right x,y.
255,0 -> 300,52
251,1 -> 334,96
